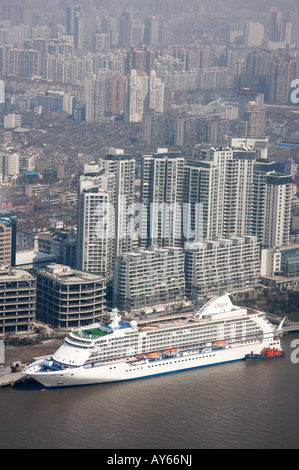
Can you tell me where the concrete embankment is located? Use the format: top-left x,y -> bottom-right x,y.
0,339 -> 63,387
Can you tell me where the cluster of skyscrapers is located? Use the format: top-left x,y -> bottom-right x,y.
76,146 -> 293,315
1,143 -> 292,333
1,2 -> 298,129
0,0 -> 298,335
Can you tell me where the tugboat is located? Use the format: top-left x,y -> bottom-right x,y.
245,347 -> 285,361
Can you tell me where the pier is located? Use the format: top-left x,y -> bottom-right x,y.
279,324 -> 299,336
0,371 -> 27,388
266,315 -> 299,336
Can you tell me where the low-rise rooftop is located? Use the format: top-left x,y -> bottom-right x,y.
0,265 -> 35,281
38,263 -> 105,284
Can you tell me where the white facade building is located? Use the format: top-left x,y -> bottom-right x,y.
191,147 -> 256,240
244,22 -> 264,47
229,137 -> 269,159
125,69 -> 149,122
84,72 -> 106,123
63,92 -> 75,115
199,67 -> 228,90
113,247 -> 186,314
185,148 -> 292,248
262,174 -> 292,247
77,166 -> 115,280
98,153 -> 136,257
4,114 -> 21,129
140,150 -> 184,247
0,152 -> 19,178
124,69 -> 164,122
185,236 -> 261,299
148,70 -> 164,113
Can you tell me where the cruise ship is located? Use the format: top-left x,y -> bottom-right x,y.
22,295 -> 285,388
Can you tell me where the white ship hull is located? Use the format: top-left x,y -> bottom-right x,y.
23,338 -> 280,388
23,295 -> 286,389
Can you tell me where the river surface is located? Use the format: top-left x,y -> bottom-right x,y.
0,335 -> 299,450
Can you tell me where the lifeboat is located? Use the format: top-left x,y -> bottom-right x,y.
147,352 -> 160,358
163,348 -> 177,354
136,355 -> 144,360
212,340 -> 227,349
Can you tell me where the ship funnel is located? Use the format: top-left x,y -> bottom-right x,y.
109,308 -> 121,330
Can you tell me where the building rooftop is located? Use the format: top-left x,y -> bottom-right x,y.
16,250 -> 56,266
0,265 -> 35,280
275,244 -> 299,253
117,246 -> 184,259
0,213 -> 17,227
38,264 -> 105,284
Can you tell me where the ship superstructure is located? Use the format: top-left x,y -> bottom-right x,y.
22,295 -> 283,388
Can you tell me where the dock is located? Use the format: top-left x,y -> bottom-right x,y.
0,371 -> 27,388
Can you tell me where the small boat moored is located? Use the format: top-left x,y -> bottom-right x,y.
245,347 -> 285,361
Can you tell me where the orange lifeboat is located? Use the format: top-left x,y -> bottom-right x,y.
147,352 -> 160,358
163,348 -> 177,354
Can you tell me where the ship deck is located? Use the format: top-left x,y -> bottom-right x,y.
73,328 -> 109,339
72,307 -> 261,337
137,307 -> 260,332
137,313 -> 195,332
